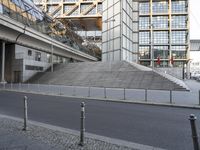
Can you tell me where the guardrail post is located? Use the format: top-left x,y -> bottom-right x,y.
10,82 -> 13,90
59,86 -> 62,95
28,82 -> 30,91
145,89 -> 147,102
48,83 -> 50,93
73,86 -> 76,96
88,87 -> 90,97
199,90 -> 200,106
189,114 -> 199,150
124,88 -> 126,100
104,87 -> 107,99
170,90 -> 172,104
23,96 -> 28,131
38,82 -> 40,92
79,102 -> 85,146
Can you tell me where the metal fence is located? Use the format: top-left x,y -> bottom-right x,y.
0,83 -> 199,106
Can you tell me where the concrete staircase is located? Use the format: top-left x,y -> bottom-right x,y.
153,69 -> 189,91
29,61 -> 189,91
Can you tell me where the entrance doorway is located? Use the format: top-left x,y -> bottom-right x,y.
14,71 -> 21,83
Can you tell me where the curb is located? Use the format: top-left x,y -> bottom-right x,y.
1,89 -> 200,109
0,114 -> 166,150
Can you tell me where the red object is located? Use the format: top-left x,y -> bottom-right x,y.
156,56 -> 161,65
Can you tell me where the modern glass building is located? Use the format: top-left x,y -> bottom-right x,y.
102,0 -> 139,62
139,0 -> 189,68
34,0 -> 190,69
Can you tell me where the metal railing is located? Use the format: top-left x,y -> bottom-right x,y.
1,83 -> 200,106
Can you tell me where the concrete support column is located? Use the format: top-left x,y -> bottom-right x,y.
1,41 -> 6,83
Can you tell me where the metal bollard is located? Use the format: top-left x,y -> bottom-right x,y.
23,96 -> 28,131
189,114 -> 199,150
79,102 -> 85,146
145,89 -> 147,102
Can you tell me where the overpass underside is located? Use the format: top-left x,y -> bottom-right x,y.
34,0 -> 102,31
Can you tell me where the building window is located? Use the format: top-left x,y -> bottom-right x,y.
25,65 -> 43,71
172,0 -> 187,13
139,32 -> 150,44
152,1 -> 168,14
153,46 -> 169,59
171,31 -> 186,44
172,15 -> 187,29
153,31 -> 169,44
139,2 -> 150,14
139,17 -> 150,30
152,16 -> 168,29
28,50 -> 32,56
35,52 -> 41,61
139,46 -> 150,59
171,46 -> 187,59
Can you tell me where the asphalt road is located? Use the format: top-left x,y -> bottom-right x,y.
0,91 -> 199,150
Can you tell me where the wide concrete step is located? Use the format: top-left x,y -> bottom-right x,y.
30,61 -> 189,91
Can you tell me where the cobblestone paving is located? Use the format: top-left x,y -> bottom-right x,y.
0,117 -> 138,150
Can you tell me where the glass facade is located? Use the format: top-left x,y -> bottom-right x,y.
139,2 -> 150,14
152,1 -> 168,14
139,0 -> 189,68
102,0 -> 138,62
152,16 -> 168,29
171,0 -> 187,13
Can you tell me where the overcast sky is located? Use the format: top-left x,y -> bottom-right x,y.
190,0 -> 200,39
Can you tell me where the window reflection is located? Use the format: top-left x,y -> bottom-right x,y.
152,1 -> 168,14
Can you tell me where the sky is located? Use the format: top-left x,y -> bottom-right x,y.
190,0 -> 200,39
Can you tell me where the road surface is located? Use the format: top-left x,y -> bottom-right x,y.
0,91 -> 199,150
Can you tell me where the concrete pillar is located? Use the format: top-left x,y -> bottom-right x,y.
1,41 -> 6,83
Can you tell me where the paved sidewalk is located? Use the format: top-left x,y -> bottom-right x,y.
0,115 -> 165,150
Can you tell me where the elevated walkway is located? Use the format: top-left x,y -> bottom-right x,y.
29,61 -> 189,91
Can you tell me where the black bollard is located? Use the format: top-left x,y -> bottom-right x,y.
79,102 -> 85,146
189,114 -> 199,150
23,96 -> 28,131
